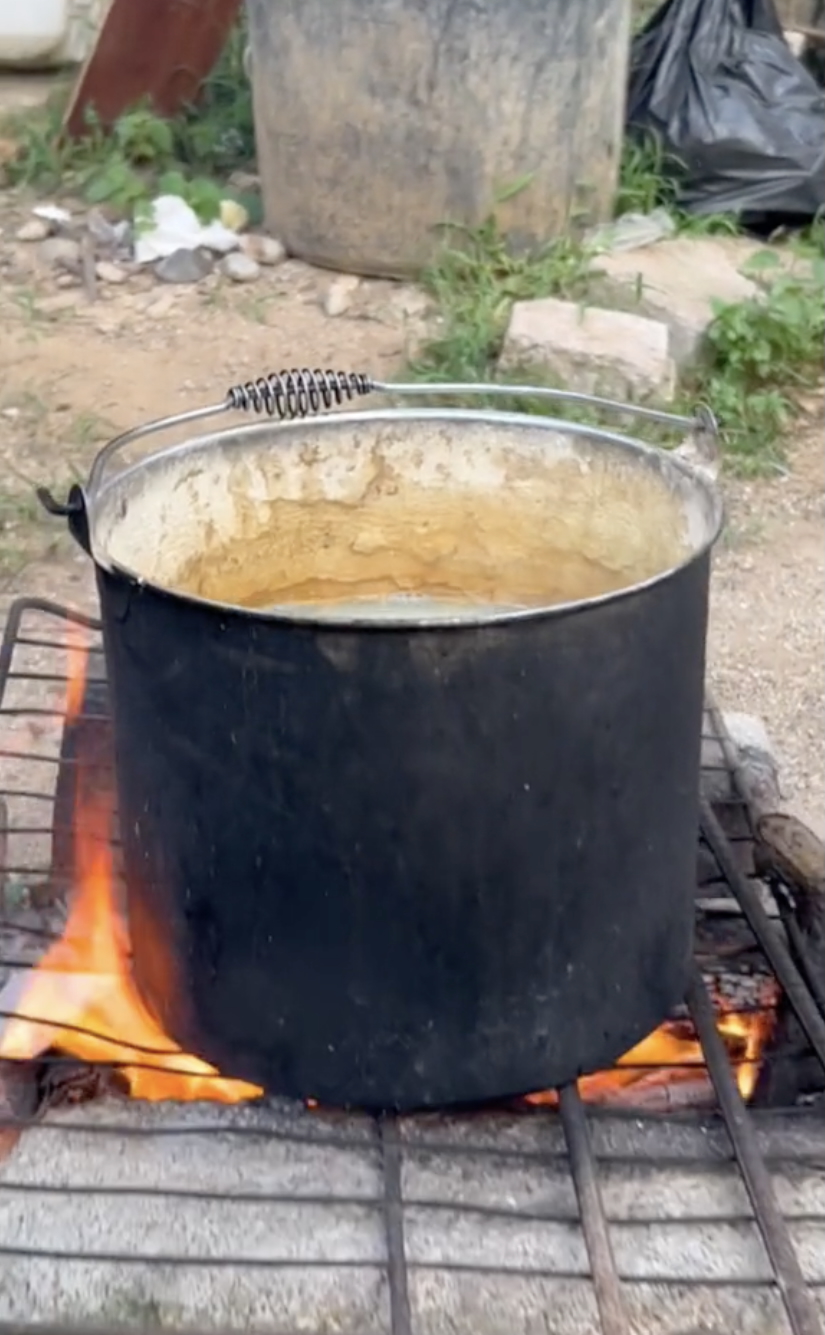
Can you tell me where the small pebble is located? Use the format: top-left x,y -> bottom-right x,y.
144,292 -> 177,318
39,236 -> 82,270
85,207 -> 123,249
16,218 -> 51,243
241,233 -> 286,267
95,260 -> 128,285
220,251 -> 260,283
323,274 -> 360,317
394,286 -> 430,320
37,292 -> 81,317
228,169 -> 261,192
154,247 -> 214,284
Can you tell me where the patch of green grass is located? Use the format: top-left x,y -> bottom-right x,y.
689,248 -> 825,474
0,14 -> 254,220
616,133 -> 741,236
409,217 -> 593,390
66,410 -> 117,447
615,134 -> 680,217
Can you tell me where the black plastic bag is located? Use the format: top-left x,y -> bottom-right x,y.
627,0 -> 825,221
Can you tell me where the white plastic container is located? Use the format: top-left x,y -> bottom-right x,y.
0,0 -> 107,68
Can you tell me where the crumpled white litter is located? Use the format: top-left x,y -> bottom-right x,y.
134,194 -> 241,264
32,203 -> 73,225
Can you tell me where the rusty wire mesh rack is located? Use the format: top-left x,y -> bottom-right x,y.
0,596 -> 824,1335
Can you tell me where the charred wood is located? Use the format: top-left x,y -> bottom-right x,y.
753,813 -> 825,1106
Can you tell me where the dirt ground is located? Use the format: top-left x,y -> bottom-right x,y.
1,201 -> 823,839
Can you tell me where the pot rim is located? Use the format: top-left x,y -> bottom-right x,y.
87,406 -> 726,630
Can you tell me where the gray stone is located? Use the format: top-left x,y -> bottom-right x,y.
700,710 -> 781,812
154,247 -> 214,284
143,292 -> 177,319
95,260 -> 127,285
500,296 -> 676,401
15,217 -> 51,243
35,291 -> 82,318
586,206 -> 677,255
241,233 -> 286,266
323,273 -> 360,317
38,236 -> 82,271
228,169 -> 261,193
219,250 -> 261,283
85,207 -> 128,251
590,236 -> 765,366
723,710 -> 781,813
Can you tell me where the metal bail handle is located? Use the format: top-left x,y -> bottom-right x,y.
219,368 -> 718,441
39,367 -> 720,510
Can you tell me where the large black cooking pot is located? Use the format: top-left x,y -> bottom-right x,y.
41,377 -> 723,1110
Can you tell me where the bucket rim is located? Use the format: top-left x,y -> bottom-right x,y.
85,405 -> 726,630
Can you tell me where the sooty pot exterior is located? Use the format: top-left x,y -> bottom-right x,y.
94,550 -> 710,1110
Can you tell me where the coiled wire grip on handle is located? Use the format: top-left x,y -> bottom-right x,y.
39,368 -> 720,518
225,369 -> 374,418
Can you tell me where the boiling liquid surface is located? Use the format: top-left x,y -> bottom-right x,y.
173,490 -> 659,621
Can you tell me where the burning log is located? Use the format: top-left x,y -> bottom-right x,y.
756,812 -> 825,1002
752,812 -> 825,1107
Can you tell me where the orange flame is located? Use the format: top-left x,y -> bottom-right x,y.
0,634 -> 262,1103
525,1002 -> 776,1110
0,631 -> 776,1109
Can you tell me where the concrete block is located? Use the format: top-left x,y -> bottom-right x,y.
590,236 -> 764,366
500,296 -> 676,402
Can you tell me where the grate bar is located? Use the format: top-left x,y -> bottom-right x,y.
559,1084 -> 631,1335
701,796 -> 825,1073
0,599 -> 100,690
687,968 -> 823,1335
378,1115 -> 413,1335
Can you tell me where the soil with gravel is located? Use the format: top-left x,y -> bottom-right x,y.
1,193 -> 822,840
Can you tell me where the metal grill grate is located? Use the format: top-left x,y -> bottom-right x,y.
1,597 -> 824,1335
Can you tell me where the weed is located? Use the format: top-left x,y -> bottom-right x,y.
795,210 -> 825,261
693,249 -> 825,472
236,292 -> 276,325
67,410 -> 116,447
0,388 -> 51,422
9,288 -> 50,335
616,132 -> 740,236
0,14 -> 254,220
616,135 -> 680,217
410,217 -> 593,388
170,19 -> 255,175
